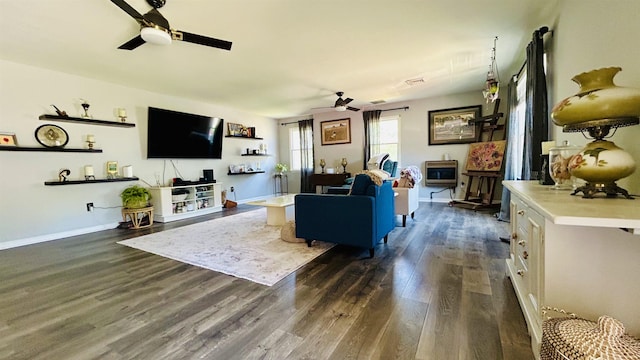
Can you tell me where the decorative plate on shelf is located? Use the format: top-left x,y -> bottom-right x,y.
35,124 -> 69,148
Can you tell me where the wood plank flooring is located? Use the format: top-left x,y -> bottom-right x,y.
0,202 -> 533,359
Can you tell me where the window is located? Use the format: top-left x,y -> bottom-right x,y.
289,127 -> 312,171
375,115 -> 400,161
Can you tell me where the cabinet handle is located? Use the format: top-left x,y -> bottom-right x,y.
518,240 -> 526,246
517,210 -> 525,215
511,233 -> 518,240
517,269 -> 525,276
523,251 -> 528,259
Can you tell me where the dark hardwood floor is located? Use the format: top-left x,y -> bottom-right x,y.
0,202 -> 533,360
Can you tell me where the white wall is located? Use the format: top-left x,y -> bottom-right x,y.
279,90 -> 498,200
549,0 -> 640,195
0,60 -> 277,247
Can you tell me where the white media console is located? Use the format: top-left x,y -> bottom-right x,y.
149,182 -> 223,222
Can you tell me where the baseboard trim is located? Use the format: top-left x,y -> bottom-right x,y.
0,223 -> 118,251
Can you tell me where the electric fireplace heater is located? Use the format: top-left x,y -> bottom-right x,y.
425,160 -> 458,187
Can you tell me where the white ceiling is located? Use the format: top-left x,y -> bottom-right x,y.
0,0 -> 556,119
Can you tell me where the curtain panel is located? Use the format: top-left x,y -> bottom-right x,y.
298,118 -> 314,193
522,27 -> 550,180
362,110 -> 382,169
498,76 -> 520,222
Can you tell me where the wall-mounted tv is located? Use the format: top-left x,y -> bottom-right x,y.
147,107 -> 224,159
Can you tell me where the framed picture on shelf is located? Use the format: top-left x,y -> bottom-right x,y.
320,118 -> 351,145
0,132 -> 18,146
106,161 -> 118,178
227,123 -> 244,136
428,105 -> 482,145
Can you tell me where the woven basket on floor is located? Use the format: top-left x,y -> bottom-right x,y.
541,315 -> 640,360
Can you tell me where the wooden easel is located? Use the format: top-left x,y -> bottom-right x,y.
449,99 -> 505,211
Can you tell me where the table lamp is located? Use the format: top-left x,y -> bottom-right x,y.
551,67 -> 640,199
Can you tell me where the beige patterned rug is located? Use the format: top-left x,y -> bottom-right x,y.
117,208 -> 334,286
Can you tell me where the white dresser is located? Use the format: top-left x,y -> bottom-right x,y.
502,181 -> 640,359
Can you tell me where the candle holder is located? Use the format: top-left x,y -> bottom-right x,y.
80,100 -> 91,119
341,158 -> 348,173
319,159 -> 326,173
118,108 -> 127,123
86,135 -> 95,149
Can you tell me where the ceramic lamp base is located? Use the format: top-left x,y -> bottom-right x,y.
571,181 -> 633,199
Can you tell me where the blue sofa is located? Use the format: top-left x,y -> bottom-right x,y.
294,174 -> 395,257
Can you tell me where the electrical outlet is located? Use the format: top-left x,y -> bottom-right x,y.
86,202 -> 94,212
230,186 -> 235,192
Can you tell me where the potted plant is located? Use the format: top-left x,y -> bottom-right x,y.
275,163 -> 288,175
120,185 -> 152,209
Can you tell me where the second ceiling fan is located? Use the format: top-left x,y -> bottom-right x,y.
314,92 -> 360,112
110,0 -> 232,51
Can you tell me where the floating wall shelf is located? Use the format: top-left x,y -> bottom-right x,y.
225,135 -> 264,140
227,171 -> 266,175
44,177 -> 139,186
0,146 -> 102,153
39,114 -> 135,128
241,153 -> 269,156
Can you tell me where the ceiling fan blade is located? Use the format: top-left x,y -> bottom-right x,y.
347,106 -> 360,112
174,30 -> 232,51
144,8 -> 170,30
344,98 -> 354,104
110,0 -> 144,22
118,35 -> 146,50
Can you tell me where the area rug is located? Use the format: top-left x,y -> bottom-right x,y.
117,208 -> 334,286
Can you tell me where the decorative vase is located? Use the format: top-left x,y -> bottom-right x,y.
548,141 -> 582,190
551,67 -> 640,126
568,140 -> 636,184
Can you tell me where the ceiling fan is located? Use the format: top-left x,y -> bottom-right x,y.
313,92 -> 360,112
110,0 -> 232,51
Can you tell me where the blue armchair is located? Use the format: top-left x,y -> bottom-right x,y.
295,174 -> 395,257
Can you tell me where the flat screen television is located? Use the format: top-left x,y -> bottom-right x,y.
147,107 -> 224,159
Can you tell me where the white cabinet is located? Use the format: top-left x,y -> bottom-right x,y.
503,181 -> 640,360
507,194 -> 545,356
149,182 -> 223,222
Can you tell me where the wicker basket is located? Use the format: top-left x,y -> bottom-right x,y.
541,315 -> 640,360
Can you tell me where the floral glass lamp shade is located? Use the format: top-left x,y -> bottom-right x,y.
482,36 -> 500,103
551,67 -> 640,199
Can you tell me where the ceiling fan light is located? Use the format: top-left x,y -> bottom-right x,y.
140,27 -> 172,45
335,105 -> 347,112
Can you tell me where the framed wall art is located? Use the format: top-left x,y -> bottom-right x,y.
428,105 -> 482,145
0,132 -> 18,146
320,118 -> 351,145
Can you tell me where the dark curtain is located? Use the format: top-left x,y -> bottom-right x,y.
498,76 -> 520,222
298,118 -> 315,193
522,27 -> 549,180
362,110 -> 382,169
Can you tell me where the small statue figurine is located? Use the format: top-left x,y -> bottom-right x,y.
58,169 -> 71,182
51,104 -> 68,117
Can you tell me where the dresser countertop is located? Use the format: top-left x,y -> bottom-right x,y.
503,181 -> 640,233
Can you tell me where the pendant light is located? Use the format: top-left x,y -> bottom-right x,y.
483,36 -> 500,103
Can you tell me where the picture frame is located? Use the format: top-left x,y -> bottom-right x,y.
428,105 -> 482,145
106,161 -> 119,178
465,140 -> 507,172
0,132 -> 18,146
227,122 -> 244,136
320,118 -> 351,145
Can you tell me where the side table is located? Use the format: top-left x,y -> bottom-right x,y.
274,174 -> 288,195
122,206 -> 154,229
